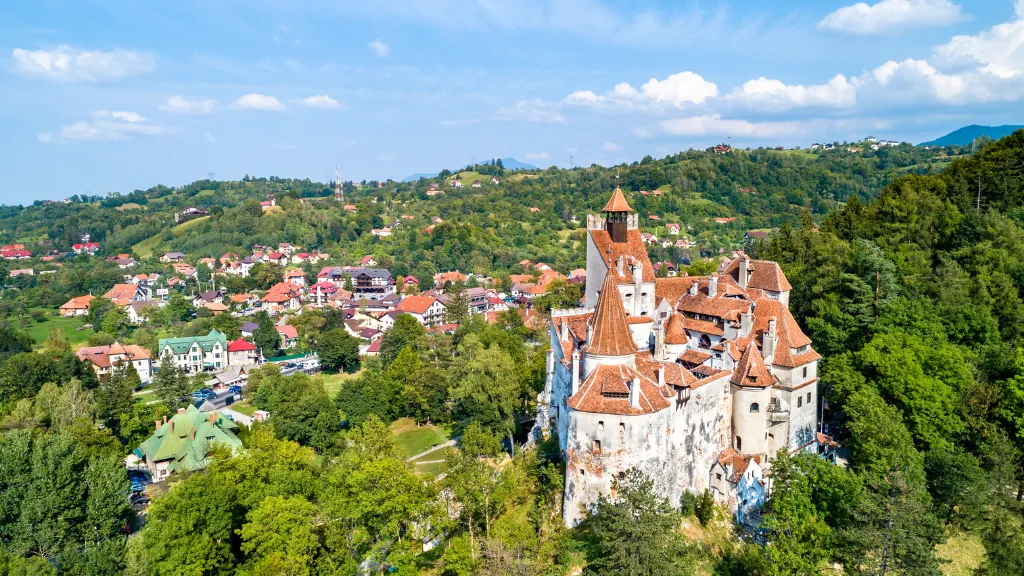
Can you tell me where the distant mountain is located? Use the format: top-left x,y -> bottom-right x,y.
920,124 -> 1024,147
401,157 -> 537,182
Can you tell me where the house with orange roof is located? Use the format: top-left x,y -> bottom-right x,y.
60,295 -> 95,317
394,295 -> 446,327
77,342 -> 153,382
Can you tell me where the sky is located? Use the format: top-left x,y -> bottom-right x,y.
2,0 -> 1024,202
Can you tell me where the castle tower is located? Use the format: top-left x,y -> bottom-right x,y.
582,271 -> 638,374
730,343 -> 775,458
602,186 -> 632,243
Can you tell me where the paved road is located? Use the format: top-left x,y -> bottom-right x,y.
220,407 -> 253,426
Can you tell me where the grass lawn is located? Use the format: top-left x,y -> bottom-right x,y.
320,369 -> 363,397
132,215 -> 210,258
937,532 -> 985,576
134,390 -> 157,405
20,309 -> 92,349
414,461 -> 444,477
390,418 -> 452,458
231,402 -> 258,417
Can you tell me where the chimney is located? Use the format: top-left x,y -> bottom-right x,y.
657,366 -> 665,388
689,280 -> 698,296
571,350 -> 581,395
629,377 -> 640,408
209,412 -> 216,426
762,317 -> 777,361
177,407 -> 186,414
617,256 -> 624,277
560,319 -> 569,342
189,426 -> 195,440
155,419 -> 161,431
738,255 -> 749,289
586,319 -> 593,344
708,274 -> 718,298
741,310 -> 753,336
163,415 -> 167,425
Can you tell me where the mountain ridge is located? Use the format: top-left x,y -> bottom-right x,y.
920,124 -> 1024,147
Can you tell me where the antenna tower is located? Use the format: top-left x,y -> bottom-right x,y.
335,165 -> 343,203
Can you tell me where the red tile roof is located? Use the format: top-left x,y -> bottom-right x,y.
568,364 -> 670,415
583,273 -> 637,357
601,187 -> 633,212
227,338 -> 256,352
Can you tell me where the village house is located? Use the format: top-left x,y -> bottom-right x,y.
60,295 -> 95,317
104,283 -> 149,306
275,325 -> 299,349
394,295 -> 447,327
77,342 -> 154,382
158,330 -> 229,373
160,252 -> 185,263
284,268 -> 307,287
72,242 -> 100,254
226,338 -> 259,366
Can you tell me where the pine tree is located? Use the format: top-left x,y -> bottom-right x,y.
152,352 -> 192,410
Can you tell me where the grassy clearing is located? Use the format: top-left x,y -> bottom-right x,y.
230,402 -> 258,417
414,461 -> 444,477
19,309 -> 92,349
134,390 -> 157,405
132,215 -> 210,258
320,369 -> 363,397
116,203 -> 143,211
937,532 -> 985,576
390,418 -> 451,458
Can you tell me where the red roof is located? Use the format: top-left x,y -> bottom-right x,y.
601,187 -> 633,212
396,295 -> 439,315
227,338 -> 257,352
275,325 -> 298,339
583,272 -> 637,357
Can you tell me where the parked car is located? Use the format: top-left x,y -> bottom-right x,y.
228,385 -> 242,394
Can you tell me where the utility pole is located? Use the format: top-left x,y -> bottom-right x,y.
208,172 -> 215,180
570,155 -> 574,169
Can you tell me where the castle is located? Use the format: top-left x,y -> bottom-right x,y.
536,187 -> 825,526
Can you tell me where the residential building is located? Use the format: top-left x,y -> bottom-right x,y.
60,295 -> 95,317
275,325 -> 299,349
77,342 -> 154,382
161,252 -> 185,263
158,330 -> 229,373
226,338 -> 259,366
394,295 -> 446,327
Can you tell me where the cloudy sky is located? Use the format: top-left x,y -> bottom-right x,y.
2,0 -> 1024,202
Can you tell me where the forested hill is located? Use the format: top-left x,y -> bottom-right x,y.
744,129 -> 1024,573
0,142 -> 963,279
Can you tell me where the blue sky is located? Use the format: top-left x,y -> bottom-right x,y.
2,0 -> 1023,202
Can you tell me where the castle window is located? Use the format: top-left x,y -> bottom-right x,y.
699,335 -> 712,349
749,403 -> 759,413
736,436 -> 742,451
598,421 -> 604,433
803,366 -> 808,379
593,440 -> 601,454
797,397 -> 803,408
807,392 -> 812,403
625,293 -> 633,298
619,423 -> 625,436
716,473 -> 722,481
618,472 -> 626,481
580,469 -> 585,477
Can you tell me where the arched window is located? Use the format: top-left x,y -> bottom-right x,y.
749,403 -> 760,413
699,335 -> 712,349
736,436 -> 742,451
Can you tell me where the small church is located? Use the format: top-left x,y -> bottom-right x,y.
535,187 -> 827,526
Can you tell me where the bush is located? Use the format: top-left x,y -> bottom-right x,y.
695,490 -> 715,527
87,332 -> 116,347
30,310 -> 46,323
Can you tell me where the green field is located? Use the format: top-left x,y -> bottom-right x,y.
320,370 -> 363,397
230,402 -> 257,417
132,215 -> 210,258
390,418 -> 451,458
20,309 -> 92,349
134,389 -> 157,405
413,461 -> 444,477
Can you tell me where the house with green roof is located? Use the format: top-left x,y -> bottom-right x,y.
158,329 -> 228,373
136,405 -> 241,481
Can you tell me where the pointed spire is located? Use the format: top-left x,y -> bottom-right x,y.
584,272 -> 638,356
601,186 -> 633,213
731,343 -> 774,388
664,313 -> 688,345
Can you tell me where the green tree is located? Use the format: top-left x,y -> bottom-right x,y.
239,495 -> 321,576
315,329 -> 361,373
583,469 -> 691,576
252,311 -> 279,359
532,278 -> 582,313
378,314 -> 426,366
151,352 -> 192,410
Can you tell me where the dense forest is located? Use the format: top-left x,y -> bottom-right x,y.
3,134 -> 1024,574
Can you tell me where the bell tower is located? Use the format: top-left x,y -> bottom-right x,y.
602,186 -> 632,243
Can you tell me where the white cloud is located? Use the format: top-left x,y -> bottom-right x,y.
524,152 -> 551,161
368,39 -> 390,57
932,12 -> 1024,78
661,114 -> 815,138
494,99 -> 565,123
565,72 -> 717,111
818,0 -> 963,35
297,95 -> 340,109
602,141 -> 622,152
12,45 -> 155,82
232,93 -> 285,111
39,110 -> 175,143
160,96 -> 216,115
1018,0 -> 1024,18
378,154 -> 396,161
728,74 -> 856,110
